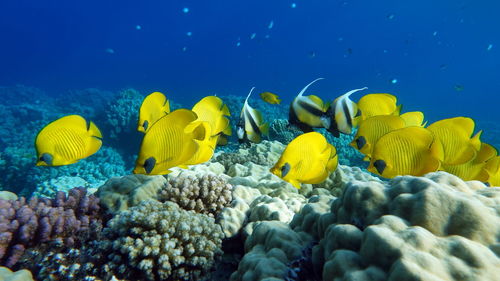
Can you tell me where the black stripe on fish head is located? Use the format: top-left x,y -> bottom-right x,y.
281,162 -> 291,178
40,153 -> 53,166
144,157 -> 156,174
373,159 -> 386,175
356,136 -> 367,149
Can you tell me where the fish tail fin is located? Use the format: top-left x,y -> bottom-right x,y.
430,138 -> 444,163
221,104 -> 230,116
326,147 -> 338,172
393,104 -> 402,115
88,121 -> 102,139
163,99 -> 171,114
276,98 -> 282,104
471,130 -> 482,151
260,122 -> 270,136
297,78 -> 324,97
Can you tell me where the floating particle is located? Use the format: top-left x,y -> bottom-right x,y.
439,64 -> 447,70
309,51 -> 316,58
135,25 -> 142,30
387,14 -> 395,20
236,41 -> 241,47
454,84 -> 464,91
265,34 -> 270,39
105,48 -> 115,54
433,31 -> 438,36
268,20 -> 274,29
183,7 -> 189,13
346,48 -> 352,54
487,44 -> 493,51
391,79 -> 398,84
182,47 -> 187,52
383,49 -> 388,53
291,3 -> 297,8
338,37 -> 344,41
186,31 -> 192,36
250,33 -> 256,39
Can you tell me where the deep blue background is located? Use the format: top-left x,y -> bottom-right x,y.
0,0 -> 498,123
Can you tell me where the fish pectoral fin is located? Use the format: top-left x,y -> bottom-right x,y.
177,165 -> 189,169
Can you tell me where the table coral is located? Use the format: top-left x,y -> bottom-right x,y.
98,200 -> 224,281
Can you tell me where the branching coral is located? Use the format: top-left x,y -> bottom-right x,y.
158,172 -> 233,217
98,200 -> 224,281
0,188 -> 103,268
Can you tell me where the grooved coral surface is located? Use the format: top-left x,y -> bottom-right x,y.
98,200 -> 224,281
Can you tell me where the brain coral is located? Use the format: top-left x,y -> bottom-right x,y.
98,200 -> 224,281
312,171 -> 500,280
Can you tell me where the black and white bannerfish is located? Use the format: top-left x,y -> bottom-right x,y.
326,87 -> 368,137
289,78 -> 332,133
237,87 -> 269,143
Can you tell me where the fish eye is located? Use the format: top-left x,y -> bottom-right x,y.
39,153 -> 53,165
144,157 -> 156,174
373,159 -> 386,175
356,136 -> 366,149
143,120 -> 149,131
281,163 -> 291,177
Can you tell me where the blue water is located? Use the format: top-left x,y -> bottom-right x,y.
1,1 -> 499,123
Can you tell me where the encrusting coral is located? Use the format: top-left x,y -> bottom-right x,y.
96,174 -> 167,214
0,187 -> 103,268
97,200 -> 224,281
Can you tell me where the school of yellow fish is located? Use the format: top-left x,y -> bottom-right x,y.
34,79 -> 500,189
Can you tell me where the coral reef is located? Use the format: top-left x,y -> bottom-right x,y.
268,119 -> 303,144
0,266 -> 34,281
0,188 -> 104,268
158,172 -> 233,217
97,200 -> 224,281
312,172 -> 500,280
96,174 -> 167,214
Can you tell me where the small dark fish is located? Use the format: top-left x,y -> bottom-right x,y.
439,64 -> 448,70
347,48 -> 352,55
309,51 -> 316,58
387,13 -> 395,20
454,84 -> 464,91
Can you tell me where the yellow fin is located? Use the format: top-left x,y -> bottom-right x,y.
470,130 -> 482,151
221,104 -> 230,116
476,143 -> 497,163
289,179 -> 301,189
260,122 -> 270,136
222,123 -> 232,136
307,95 -> 325,109
88,121 -> 102,139
393,104 -> 402,115
400,111 -> 424,127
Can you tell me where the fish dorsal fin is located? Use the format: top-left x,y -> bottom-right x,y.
400,111 -> 425,127
170,109 -> 199,127
342,87 -> 368,100
306,95 -> 325,108
297,78 -> 324,97
245,87 -> 255,106
221,104 -> 230,116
